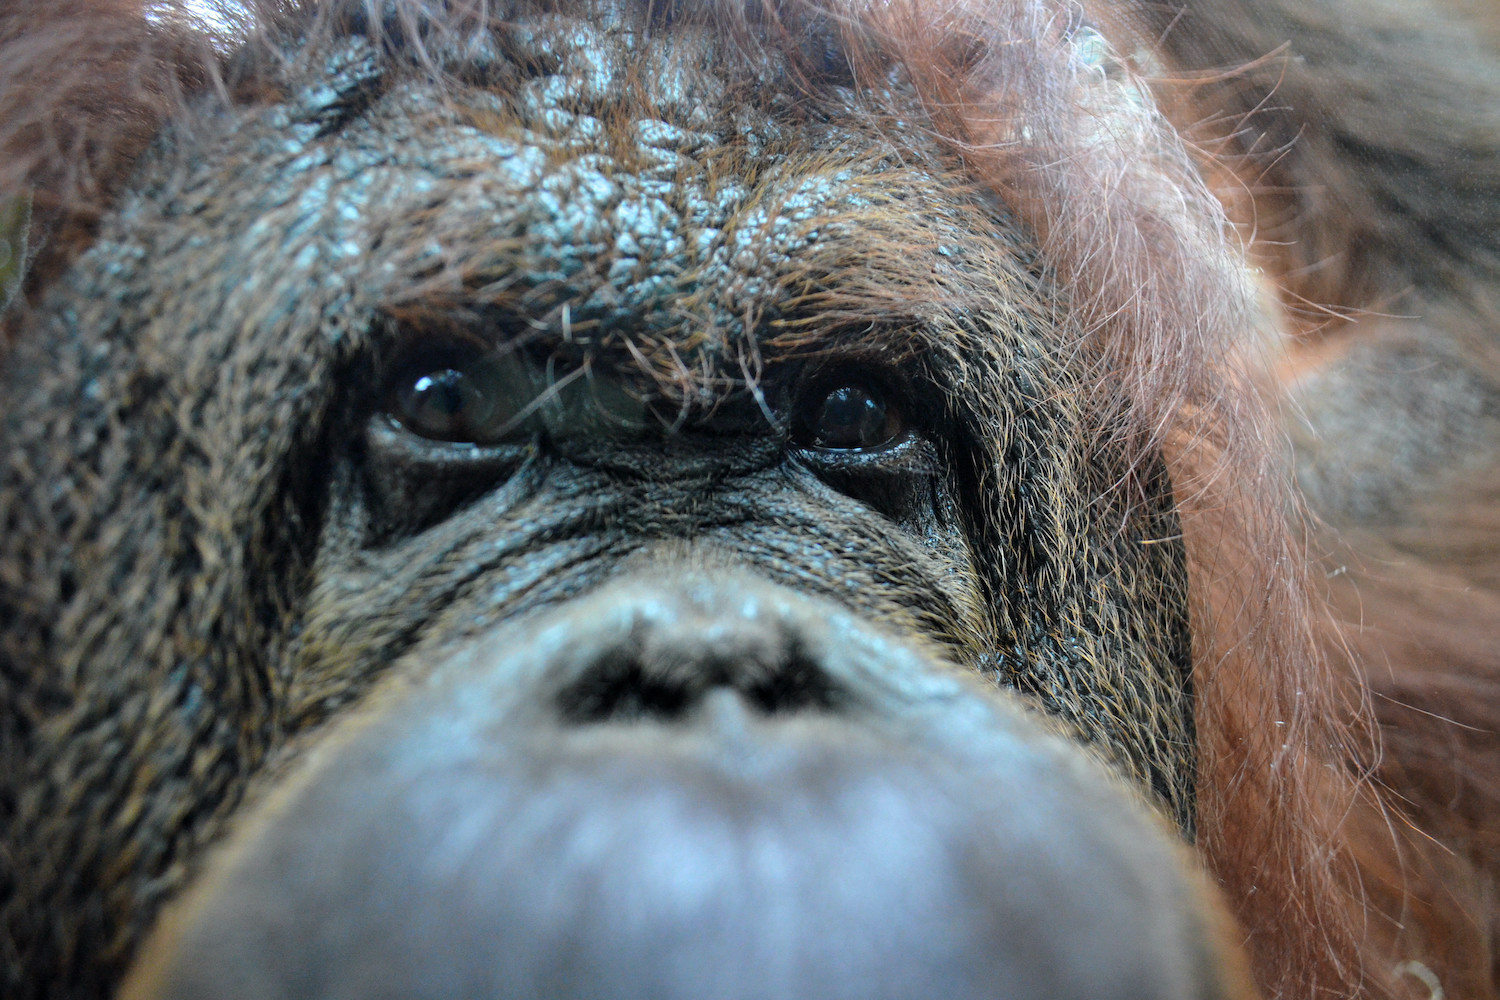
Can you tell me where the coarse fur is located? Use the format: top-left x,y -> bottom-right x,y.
1104,0 -> 1500,990
0,1 -> 1492,999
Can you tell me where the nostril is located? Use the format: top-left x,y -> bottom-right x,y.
743,653 -> 841,715
554,631 -> 843,725
556,654 -> 697,723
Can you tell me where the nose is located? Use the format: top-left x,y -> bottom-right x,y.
122,570 -> 1256,1000
544,578 -> 849,724
533,572 -> 950,733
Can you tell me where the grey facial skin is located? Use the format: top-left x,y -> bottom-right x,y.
123,574 -> 1234,1000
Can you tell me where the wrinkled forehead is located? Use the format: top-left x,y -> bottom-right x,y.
149,0 -> 1052,375
278,0 -> 950,99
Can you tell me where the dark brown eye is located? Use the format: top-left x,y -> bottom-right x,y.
795,381 -> 905,451
393,367 -> 494,440
385,346 -> 536,443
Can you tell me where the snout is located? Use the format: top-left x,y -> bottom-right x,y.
121,571 -> 1254,1000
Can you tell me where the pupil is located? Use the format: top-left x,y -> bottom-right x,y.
414,372 -> 464,412
399,368 -> 486,439
815,385 -> 887,449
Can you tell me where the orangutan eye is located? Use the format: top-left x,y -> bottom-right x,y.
385,344 -> 537,444
794,380 -> 907,451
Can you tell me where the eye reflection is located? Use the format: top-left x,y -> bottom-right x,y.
394,367 -> 500,442
795,379 -> 906,451
383,343 -> 655,445
385,345 -> 539,444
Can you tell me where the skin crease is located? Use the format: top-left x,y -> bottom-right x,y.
7,0 -> 1496,997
